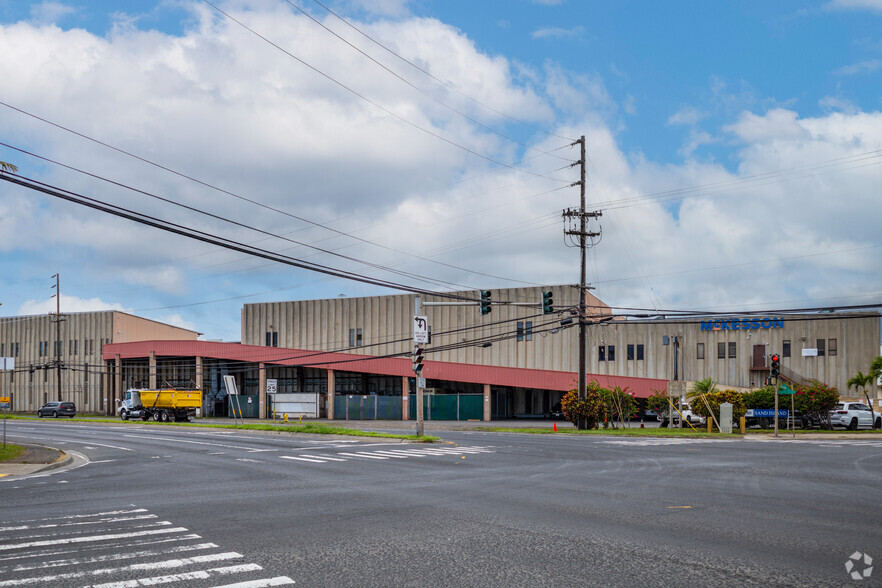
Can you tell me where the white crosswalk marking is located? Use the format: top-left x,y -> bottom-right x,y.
278,445 -> 495,465
0,508 -> 294,587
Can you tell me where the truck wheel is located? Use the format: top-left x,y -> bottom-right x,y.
161,411 -> 170,423
849,418 -> 858,431
152,412 -> 161,422
120,410 -> 129,421
52,411 -> 58,418
141,414 -> 149,421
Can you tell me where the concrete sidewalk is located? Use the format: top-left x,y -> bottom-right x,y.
0,444 -> 70,478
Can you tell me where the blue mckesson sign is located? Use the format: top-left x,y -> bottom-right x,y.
700,317 -> 784,331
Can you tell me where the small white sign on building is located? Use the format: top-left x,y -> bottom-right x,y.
802,348 -> 818,357
0,357 -> 14,371
266,378 -> 278,395
413,315 -> 429,344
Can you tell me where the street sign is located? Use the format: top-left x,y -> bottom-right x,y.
417,377 -> 426,389
0,397 -> 9,409
754,409 -> 789,418
413,315 -> 428,344
266,379 -> 278,395
778,384 -> 795,395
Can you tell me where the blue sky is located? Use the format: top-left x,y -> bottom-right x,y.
1,0 -> 881,341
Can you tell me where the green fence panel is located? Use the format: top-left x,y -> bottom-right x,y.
333,395 -> 345,419
458,395 -> 483,420
228,395 -> 259,418
376,396 -> 402,420
430,395 -> 457,420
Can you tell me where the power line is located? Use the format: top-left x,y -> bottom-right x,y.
306,0 -> 576,142
200,0 -> 572,183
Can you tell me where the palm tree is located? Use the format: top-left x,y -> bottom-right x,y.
0,161 -> 17,173
847,371 -> 875,422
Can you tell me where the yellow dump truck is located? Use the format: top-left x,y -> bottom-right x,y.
118,388 -> 202,422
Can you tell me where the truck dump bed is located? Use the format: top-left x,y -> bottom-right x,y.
140,389 -> 202,409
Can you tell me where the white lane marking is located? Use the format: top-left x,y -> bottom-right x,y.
87,563 -> 264,588
280,456 -> 326,463
212,577 -> 296,587
0,514 -> 158,532
10,436 -> 133,452
0,534 -> 204,563
363,451 -> 409,459
12,521 -> 173,542
0,552 -> 244,586
0,527 -> 191,551
336,452 -> 388,460
3,542 -> 218,573
122,434 -> 277,453
298,454 -> 346,462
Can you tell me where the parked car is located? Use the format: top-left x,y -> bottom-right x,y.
658,403 -> 705,427
37,401 -> 76,418
829,402 -> 881,430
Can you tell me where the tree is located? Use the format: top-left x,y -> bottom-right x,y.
0,161 -> 17,173
848,371 -> 874,417
793,380 -> 839,429
869,356 -> 882,401
687,377 -> 717,399
560,381 -> 608,429
742,386 -> 776,410
600,386 -> 637,428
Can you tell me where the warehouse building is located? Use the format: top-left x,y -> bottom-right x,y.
0,311 -> 199,412
4,287 -> 878,419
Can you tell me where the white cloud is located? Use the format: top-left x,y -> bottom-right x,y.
834,59 -> 882,76
826,0 -> 882,11
667,106 -> 706,127
29,1 -> 76,26
531,26 -> 584,40
18,294 -> 127,316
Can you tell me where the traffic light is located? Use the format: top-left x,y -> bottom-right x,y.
542,290 -> 554,314
412,346 -> 424,373
770,354 -> 780,377
480,290 -> 492,315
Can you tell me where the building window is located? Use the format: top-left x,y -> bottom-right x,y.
717,342 -> 725,359
637,344 -> 644,361
349,329 -> 355,347
70,340 -> 78,355
599,346 -> 606,362
0,343 -> 4,356
13,342 -> 19,356
525,321 -> 533,342
783,340 -> 791,358
39,341 -> 48,356
817,339 -> 825,357
828,339 -> 837,356
608,345 -> 615,361
728,342 -> 736,359
627,344 -> 635,360
265,332 -> 278,347
697,343 -> 705,360
357,328 -> 363,347
517,322 -> 524,342
55,341 -> 63,356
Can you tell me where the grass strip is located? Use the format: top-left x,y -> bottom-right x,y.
476,426 -> 742,438
0,444 -> 25,462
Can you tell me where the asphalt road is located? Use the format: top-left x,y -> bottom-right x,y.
1,420 -> 880,587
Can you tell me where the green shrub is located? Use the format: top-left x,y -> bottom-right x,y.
561,381 -> 608,429
690,390 -> 746,424
793,380 -> 839,429
742,387 -> 776,409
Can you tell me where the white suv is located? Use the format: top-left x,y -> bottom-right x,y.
658,403 -> 706,427
829,402 -> 882,430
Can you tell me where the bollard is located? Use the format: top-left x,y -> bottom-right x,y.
739,416 -> 746,435
707,418 -> 713,433
284,413 -> 288,423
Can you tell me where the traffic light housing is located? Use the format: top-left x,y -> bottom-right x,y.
480,290 -> 491,315
412,346 -> 424,373
770,354 -> 780,377
542,290 -> 554,314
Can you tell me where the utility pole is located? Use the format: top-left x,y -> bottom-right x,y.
51,273 -> 63,401
563,135 -> 601,429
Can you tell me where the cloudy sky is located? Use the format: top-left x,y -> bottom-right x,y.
0,0 -> 880,341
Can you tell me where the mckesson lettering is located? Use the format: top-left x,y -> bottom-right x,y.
761,318 -> 772,328
751,320 -> 760,329
720,321 -> 729,330
701,322 -> 713,331
772,318 -> 784,328
741,320 -> 751,329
